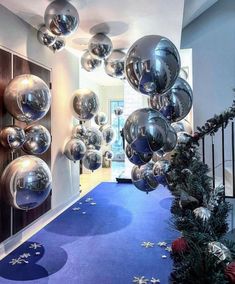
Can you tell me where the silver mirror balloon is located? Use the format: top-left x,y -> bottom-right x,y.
88,33 -> 113,60
171,119 -> 192,134
125,35 -> 180,95
72,88 -> 99,121
72,124 -> 87,140
0,155 -> 52,210
131,162 -> 159,193
177,131 -> 192,144
50,38 -> 65,52
83,149 -> 102,171
37,25 -> 56,47
64,138 -> 86,162
44,0 -> 79,36
22,125 -> 51,155
104,50 -> 125,79
100,125 -> 116,145
94,112 -> 108,126
81,50 -> 102,72
124,108 -> 169,153
83,127 -> 103,150
150,77 -> 193,122
4,74 -> 51,123
104,150 -> 114,160
155,125 -> 177,157
126,144 -> 152,166
114,106 -> 123,116
0,126 -> 25,150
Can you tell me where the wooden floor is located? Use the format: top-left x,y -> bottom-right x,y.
80,162 -> 125,197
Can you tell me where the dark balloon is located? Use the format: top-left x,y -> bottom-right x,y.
23,125 -> 51,155
104,50 -> 125,79
125,35 -> 180,95
4,74 -> 51,123
83,149 -> 102,171
64,138 -> 86,162
114,106 -> 123,116
72,88 -> 99,121
125,144 -> 152,166
124,108 -> 169,153
50,38 -> 65,52
37,25 -> 56,47
0,155 -> 52,210
100,125 -> 116,145
83,127 -> 103,150
94,112 -> 108,126
0,126 -> 25,150
81,50 -> 102,72
88,33 -> 113,60
104,150 -> 114,160
149,77 -> 193,122
155,125 -> 177,156
44,0 -> 79,36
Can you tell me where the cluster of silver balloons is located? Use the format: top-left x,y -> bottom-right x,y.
37,0 -> 79,52
122,35 -> 193,193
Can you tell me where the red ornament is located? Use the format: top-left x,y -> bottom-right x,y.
225,262 -> 235,283
192,132 -> 200,141
172,237 -> 188,254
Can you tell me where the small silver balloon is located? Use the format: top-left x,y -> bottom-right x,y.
153,160 -> 170,176
94,112 -> 108,126
125,35 -> 180,95
0,126 -> 25,150
177,131 -> 191,144
50,37 -> 65,52
37,25 -> 56,47
0,155 -> 52,210
83,149 -> 102,171
44,0 -> 79,36
88,33 -> 113,60
104,50 -> 125,79
4,74 -> 51,123
72,124 -> 87,139
124,108 -> 168,153
208,242 -> 231,263
22,125 -> 51,155
193,206 -> 211,222
131,162 -> 159,193
72,88 -> 99,121
156,125 -> 177,156
171,119 -> 192,134
83,127 -> 103,150
126,144 -> 152,166
150,77 -> 193,122
81,50 -> 102,72
101,125 -> 116,145
114,106 -> 123,116
104,150 -> 114,160
64,138 -> 86,162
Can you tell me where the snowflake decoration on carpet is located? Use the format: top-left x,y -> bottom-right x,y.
157,242 -> 167,247
19,253 -> 31,259
151,277 -> 160,283
90,202 -> 96,206
85,197 -> 93,203
141,241 -> 155,248
29,243 -> 42,250
133,276 -> 149,284
165,246 -> 172,252
161,255 -> 167,259
72,207 -> 81,211
82,211 -> 86,215
9,257 -> 28,265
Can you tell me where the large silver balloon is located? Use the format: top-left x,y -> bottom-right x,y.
125,35 -> 180,95
124,108 -> 169,154
22,125 -> 51,155
81,50 -> 102,72
50,38 -> 65,52
44,0 -> 79,36
94,112 -> 108,126
126,144 -> 152,166
114,106 -> 123,116
72,124 -> 87,140
153,160 -> 170,176
155,125 -> 177,156
0,126 -> 25,150
83,149 -> 102,171
64,138 -> 86,162
101,125 -> 116,145
88,33 -> 113,60
104,50 -> 125,79
150,77 -> 193,122
104,150 -> 114,160
131,162 -> 159,193
208,242 -> 231,263
4,74 -> 51,123
72,88 -> 99,121
0,155 -> 52,210
171,119 -> 192,134
83,127 -> 103,150
37,25 -> 56,47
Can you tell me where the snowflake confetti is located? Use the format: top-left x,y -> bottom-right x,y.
151,277 -> 160,283
133,276 -> 149,284
165,246 -> 172,252
79,202 -> 82,205
90,202 -> 96,206
19,253 -> 30,259
85,197 -> 93,203
161,255 -> 167,259
72,207 -> 81,211
29,243 -> 42,250
9,257 -> 28,265
157,242 -> 167,247
82,211 -> 86,215
141,241 -> 155,248
35,252 -> 41,255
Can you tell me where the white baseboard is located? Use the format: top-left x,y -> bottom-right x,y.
0,193 -> 80,260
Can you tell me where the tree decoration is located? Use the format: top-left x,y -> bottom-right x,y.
225,262 -> 235,283
208,242 -> 231,263
171,237 -> 188,254
193,206 -> 211,222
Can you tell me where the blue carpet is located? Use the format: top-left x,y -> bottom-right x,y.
0,182 -> 178,284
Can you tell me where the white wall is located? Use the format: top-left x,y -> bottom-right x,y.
0,5 -> 80,209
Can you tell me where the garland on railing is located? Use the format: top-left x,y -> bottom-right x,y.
167,100 -> 235,284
